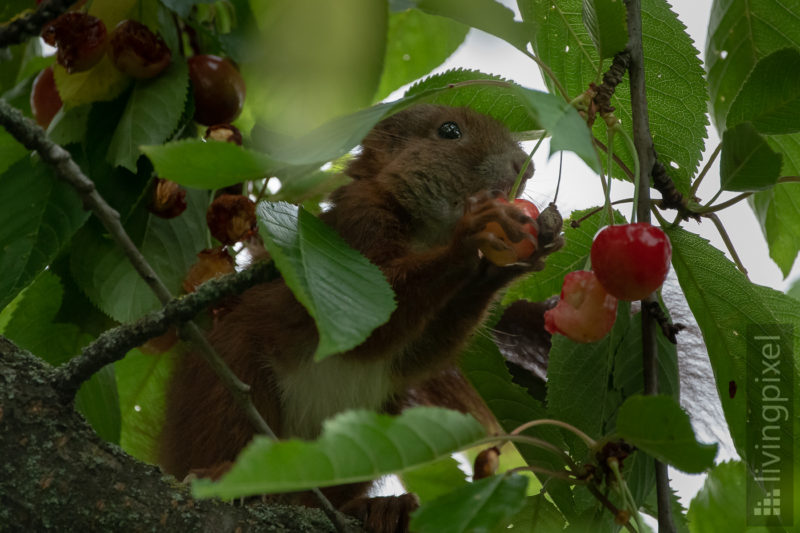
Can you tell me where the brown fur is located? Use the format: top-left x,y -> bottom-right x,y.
160,105 -> 562,531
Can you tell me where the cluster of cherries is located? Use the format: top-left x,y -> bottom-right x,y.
480,199 -> 672,344
30,10 -> 246,129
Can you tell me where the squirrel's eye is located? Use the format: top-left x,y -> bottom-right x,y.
437,121 -> 461,139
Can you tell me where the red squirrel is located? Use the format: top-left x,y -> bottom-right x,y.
160,104 -> 564,531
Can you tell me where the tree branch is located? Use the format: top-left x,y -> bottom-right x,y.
0,337 -> 351,532
623,0 -> 677,530
0,0 -> 71,48
0,98 -> 348,531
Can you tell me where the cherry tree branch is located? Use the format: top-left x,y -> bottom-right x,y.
0,0 -> 71,48
0,97 -> 349,533
622,0 -> 677,530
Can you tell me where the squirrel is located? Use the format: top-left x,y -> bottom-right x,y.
160,104 -> 564,531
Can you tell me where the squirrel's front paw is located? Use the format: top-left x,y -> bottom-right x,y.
456,191 -> 539,266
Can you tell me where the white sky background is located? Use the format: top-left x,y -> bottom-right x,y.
386,0 -> 800,513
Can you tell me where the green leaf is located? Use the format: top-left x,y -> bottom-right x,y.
750,133 -> 800,277
720,122 -> 782,192
405,69 -> 541,132
0,157 -> 90,311
401,456 -> 468,503
257,202 -> 396,361
70,189 -> 209,323
460,330 -> 576,518
726,48 -> 800,135
411,0 -> 535,52
546,301 -> 632,451
47,104 -> 91,147
616,395 -> 717,473
116,348 -> 179,464
504,207 -> 625,304
612,312 -> 680,401
375,9 -> 469,101
242,0 -> 386,137
107,61 -> 189,171
706,0 -> 800,132
410,474 -> 528,533
514,86 -> 600,172
192,407 -> 486,498
789,278 -> 800,300
667,226 -> 800,459
0,128 -> 27,175
582,0 -> 628,59
490,494 -> 566,532
687,461 -> 773,533
522,0 -> 708,193
142,139 -> 285,189
3,271 -> 121,443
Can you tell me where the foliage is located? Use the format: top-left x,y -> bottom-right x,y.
1,0 -> 799,531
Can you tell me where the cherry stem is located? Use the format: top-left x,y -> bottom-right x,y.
510,132 -> 546,199
554,151 -> 564,203
594,137 -> 635,180
615,127 -> 640,223
511,419 -> 597,449
698,176 -> 800,214
477,435 -> 578,471
507,465 -> 579,482
586,484 -> 638,533
690,142 -> 722,196
605,128 -> 616,225
521,49 -> 570,101
570,199 -> 633,228
707,212 -> 749,277
608,458 -> 645,532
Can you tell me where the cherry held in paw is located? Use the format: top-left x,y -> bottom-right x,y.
544,270 -> 617,343
480,198 -> 539,266
590,223 -> 672,301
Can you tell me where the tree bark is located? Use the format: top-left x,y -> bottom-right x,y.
0,336 -> 345,532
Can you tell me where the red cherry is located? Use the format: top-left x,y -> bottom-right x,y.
41,12 -> 108,73
544,270 -> 617,343
590,223 -> 672,301
187,54 -> 246,126
480,198 -> 540,266
108,20 -> 171,79
30,66 -> 63,128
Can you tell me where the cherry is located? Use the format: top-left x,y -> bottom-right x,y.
30,66 -> 63,128
204,124 -> 243,145
590,223 -> 672,301
544,270 -> 617,343
182,247 -> 235,293
206,194 -> 257,245
187,55 -> 246,126
108,20 -> 171,79
480,198 -> 539,266
41,12 -> 108,73
148,178 -> 187,219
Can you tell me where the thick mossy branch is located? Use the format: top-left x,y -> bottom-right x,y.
0,337 -> 348,532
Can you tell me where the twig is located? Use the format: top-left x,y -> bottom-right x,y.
0,97 -> 349,533
0,0 -> 72,48
52,260 -> 279,400
586,484 -> 637,533
707,213 -> 748,276
689,142 -> 722,196
622,0 -> 677,529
